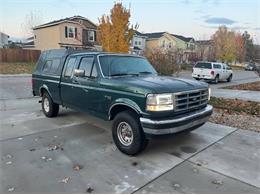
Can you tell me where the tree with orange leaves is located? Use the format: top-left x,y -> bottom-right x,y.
98,3 -> 137,53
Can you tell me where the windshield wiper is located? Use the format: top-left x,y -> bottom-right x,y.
110,73 -> 139,77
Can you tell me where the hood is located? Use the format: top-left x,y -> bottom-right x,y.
102,75 -> 208,95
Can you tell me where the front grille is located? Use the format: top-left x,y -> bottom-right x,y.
174,89 -> 208,112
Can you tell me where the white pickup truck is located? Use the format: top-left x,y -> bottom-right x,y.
192,62 -> 233,84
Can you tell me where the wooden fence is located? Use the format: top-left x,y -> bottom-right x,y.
0,48 -> 41,63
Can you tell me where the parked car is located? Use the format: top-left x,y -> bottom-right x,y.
32,49 -> 213,155
244,63 -> 256,71
192,61 -> 233,84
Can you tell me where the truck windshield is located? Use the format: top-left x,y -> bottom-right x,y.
195,62 -> 212,69
99,55 -> 157,77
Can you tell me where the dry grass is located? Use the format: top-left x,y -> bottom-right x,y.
0,63 -> 36,74
209,97 -> 260,132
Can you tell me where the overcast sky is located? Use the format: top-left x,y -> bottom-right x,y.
1,0 -> 259,43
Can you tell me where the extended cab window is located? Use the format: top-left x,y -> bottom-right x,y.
64,57 -> 76,77
213,64 -> 221,69
79,56 -> 94,77
42,59 -> 61,75
195,62 -> 212,69
42,60 -> 52,73
50,59 -> 60,74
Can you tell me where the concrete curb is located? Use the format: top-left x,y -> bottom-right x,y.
0,74 -> 32,78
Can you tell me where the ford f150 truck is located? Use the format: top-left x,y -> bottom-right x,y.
32,49 -> 213,155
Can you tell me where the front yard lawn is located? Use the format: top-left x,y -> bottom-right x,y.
222,81 -> 260,91
209,97 -> 260,132
0,62 -> 36,74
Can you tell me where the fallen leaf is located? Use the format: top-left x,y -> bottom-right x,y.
173,183 -> 180,188
212,179 -> 223,185
60,177 -> 70,184
8,187 -> 15,192
86,187 -> 94,193
73,164 -> 83,171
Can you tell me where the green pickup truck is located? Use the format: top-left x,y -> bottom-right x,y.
32,49 -> 213,155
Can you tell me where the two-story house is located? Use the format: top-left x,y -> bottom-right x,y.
144,32 -> 196,63
195,40 -> 214,61
130,31 -> 147,55
33,16 -> 100,51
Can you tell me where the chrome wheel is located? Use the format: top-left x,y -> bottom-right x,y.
117,121 -> 133,146
43,97 -> 50,113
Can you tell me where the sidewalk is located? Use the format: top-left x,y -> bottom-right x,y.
212,88 -> 260,102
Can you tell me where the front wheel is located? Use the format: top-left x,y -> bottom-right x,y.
112,110 -> 148,155
42,92 -> 59,117
213,75 -> 219,84
227,74 -> 232,82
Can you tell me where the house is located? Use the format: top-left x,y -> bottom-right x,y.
144,32 -> 195,51
143,32 -> 196,63
0,32 -> 9,48
33,16 -> 100,51
130,31 -> 147,55
195,40 -> 214,61
22,36 -> 35,49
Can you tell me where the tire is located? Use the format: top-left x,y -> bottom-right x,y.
195,78 -> 200,81
227,74 -> 232,82
112,110 -> 148,155
42,92 -> 59,117
213,75 -> 219,84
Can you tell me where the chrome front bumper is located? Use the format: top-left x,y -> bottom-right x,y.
140,105 -> 213,135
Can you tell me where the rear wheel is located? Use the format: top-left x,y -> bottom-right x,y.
112,110 -> 148,155
213,75 -> 219,84
42,92 -> 59,117
227,74 -> 232,82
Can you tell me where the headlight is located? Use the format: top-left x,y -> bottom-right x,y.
146,94 -> 174,111
208,87 -> 211,100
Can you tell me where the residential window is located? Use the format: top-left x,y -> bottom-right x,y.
135,41 -> 138,45
138,41 -> 142,45
68,27 -> 75,38
162,40 -> 165,48
65,26 -> 76,38
88,31 -> 95,42
79,56 -> 94,77
168,42 -> 172,48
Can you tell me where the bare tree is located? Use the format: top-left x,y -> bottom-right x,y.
21,11 -> 43,37
145,49 -> 182,76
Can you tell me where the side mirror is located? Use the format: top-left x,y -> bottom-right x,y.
74,69 -> 85,77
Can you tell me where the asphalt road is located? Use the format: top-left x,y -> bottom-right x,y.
0,70 -> 260,193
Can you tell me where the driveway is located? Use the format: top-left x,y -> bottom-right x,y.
0,73 -> 259,193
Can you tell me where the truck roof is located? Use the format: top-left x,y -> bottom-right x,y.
41,49 -> 140,58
